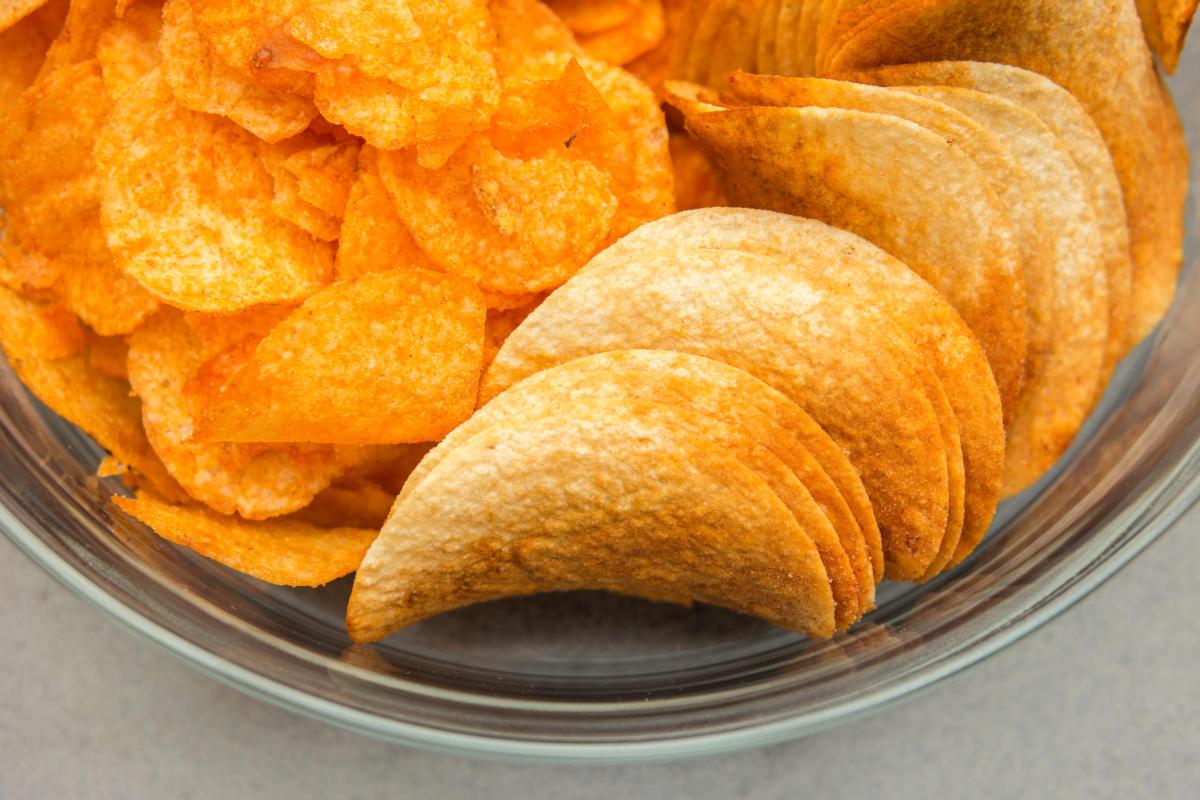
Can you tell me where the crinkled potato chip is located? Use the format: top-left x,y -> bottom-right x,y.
411,350 -> 876,620
1137,0 -> 1198,72
840,61 -> 1134,369
115,493 -> 376,587
189,0 -> 501,158
348,399 -> 836,642
334,146 -> 438,281
603,209 -> 1003,572
95,69 -> 333,312
160,0 -> 317,143
485,246 -> 951,581
674,95 -> 1028,415
193,269 -> 486,445
128,310 -> 384,519
822,0 -> 1188,345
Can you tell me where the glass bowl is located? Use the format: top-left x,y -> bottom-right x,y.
2,62 -> 1197,763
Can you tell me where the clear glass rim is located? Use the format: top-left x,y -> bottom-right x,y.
4,393 -> 1198,763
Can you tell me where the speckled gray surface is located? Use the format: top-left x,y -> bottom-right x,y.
1,501 -> 1196,799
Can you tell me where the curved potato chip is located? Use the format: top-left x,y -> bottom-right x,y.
95,69 -> 333,312
411,350 -> 876,617
839,61 -> 1134,368
0,285 -> 85,361
603,209 -> 1003,572
1137,0 -> 1198,72
822,0 -> 1188,345
193,269 -> 486,445
291,478 -> 394,530
128,310 -> 383,519
675,98 -> 1028,414
115,493 -> 376,587
348,399 -> 836,642
484,246 -> 951,581
886,85 -> 1108,496
161,0 -> 317,143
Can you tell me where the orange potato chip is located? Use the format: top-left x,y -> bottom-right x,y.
1137,0 -> 1198,72
189,0 -> 502,158
547,0 -> 639,35
0,0 -> 52,33
492,0 -> 582,77
668,131 -> 728,211
0,0 -> 64,120
181,303 -> 295,361
95,69 -> 333,312
485,246 -> 952,581
626,0 -> 685,93
412,350 -> 876,621
49,230 -> 161,336
482,289 -> 542,311
335,146 -> 438,281
160,0 -> 317,143
0,285 -> 85,361
577,1 -> 666,66
482,298 -> 541,372
258,132 -> 359,241
95,0 -> 161,99
193,269 -> 486,445
114,493 -> 376,587
673,93 -> 1028,417
290,478 -> 395,531
348,398 -> 836,642
823,0 -> 1188,346
364,442 -> 437,495
128,309 -> 384,519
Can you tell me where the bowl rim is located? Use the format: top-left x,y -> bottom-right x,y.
4,424 -> 1198,763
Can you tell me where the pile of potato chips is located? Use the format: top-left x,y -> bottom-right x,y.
0,0 -> 1192,642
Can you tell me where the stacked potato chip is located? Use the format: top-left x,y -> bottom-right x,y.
0,0 -> 1193,641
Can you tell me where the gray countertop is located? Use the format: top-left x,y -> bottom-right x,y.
0,501 -> 1196,799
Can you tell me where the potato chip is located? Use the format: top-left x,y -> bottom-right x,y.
1137,0 -> 1198,72
840,61 -> 1134,368
364,442 -> 436,495
189,0 -> 501,158
547,0 -> 638,35
492,0 -> 582,77
95,69 -> 333,312
0,286 -> 85,361
0,0 -> 54,32
603,210 -> 1003,572
127,309 -> 383,519
823,0 -> 1188,345
193,269 -> 486,445
410,350 -> 876,618
484,246 -> 951,581
895,85 -> 1108,496
626,0 -> 684,92
674,96 -> 1028,415
95,0 -> 161,99
160,0 -> 317,143
50,229 -> 161,336
290,478 -> 395,531
669,132 -> 728,211
115,493 -> 376,587
348,399 -> 837,642
577,1 -> 666,66
481,296 -> 542,374
719,72 -> 1042,421
0,0 -> 64,118
258,132 -> 359,241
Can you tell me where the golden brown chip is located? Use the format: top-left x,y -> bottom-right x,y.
823,0 -> 1188,346
348,399 -> 836,642
839,61 -> 1134,369
95,69 -> 333,312
668,131 -> 728,211
1137,0 -> 1198,72
160,0 -> 317,143
602,209 -> 1003,572
114,493 -> 376,587
193,269 -> 486,445
411,350 -> 876,620
673,93 -> 1028,417
484,246 -> 951,581
128,310 -> 387,519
